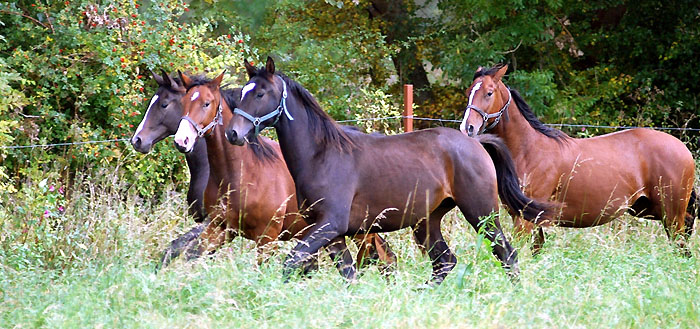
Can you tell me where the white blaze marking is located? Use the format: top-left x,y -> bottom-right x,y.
133,94 -> 158,138
460,82 -> 481,133
468,81 -> 482,107
173,119 -> 197,152
190,91 -> 200,101
241,82 -> 256,101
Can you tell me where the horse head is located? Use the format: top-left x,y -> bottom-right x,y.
131,69 -> 186,153
226,56 -> 289,146
459,64 -> 511,137
172,70 -> 226,153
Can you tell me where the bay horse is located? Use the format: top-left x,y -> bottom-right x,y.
171,70 -> 397,269
459,64 -> 698,253
225,57 -> 555,284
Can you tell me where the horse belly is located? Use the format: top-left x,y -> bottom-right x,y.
348,177 -> 448,233
554,159 -> 643,227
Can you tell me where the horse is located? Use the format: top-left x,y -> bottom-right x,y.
224,57 -> 555,284
131,70 -> 213,265
131,69 -> 210,224
171,70 -> 397,269
459,64 -> 698,253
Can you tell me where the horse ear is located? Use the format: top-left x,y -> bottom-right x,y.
210,70 -> 225,89
475,66 -> 483,74
178,70 -> 194,89
151,69 -> 165,85
244,59 -> 256,78
494,64 -> 508,81
168,71 -> 185,92
160,68 -> 173,88
265,56 -> 275,75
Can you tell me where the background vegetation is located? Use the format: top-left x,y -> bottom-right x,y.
1,1 -> 699,327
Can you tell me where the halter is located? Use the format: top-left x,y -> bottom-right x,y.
180,97 -> 223,138
466,86 -> 511,134
233,76 -> 294,137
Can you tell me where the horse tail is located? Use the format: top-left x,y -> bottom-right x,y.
477,134 -> 555,224
686,188 -> 698,238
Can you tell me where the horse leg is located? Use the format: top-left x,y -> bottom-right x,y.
513,216 -> 543,255
184,217 -> 230,260
413,206 -> 456,285
253,220 -> 283,264
283,212 -> 349,279
353,233 -> 397,276
648,183 -> 692,256
326,236 -> 357,281
459,204 -> 519,279
158,221 -> 208,269
684,189 -> 697,239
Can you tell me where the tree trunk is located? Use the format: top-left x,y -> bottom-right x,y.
369,0 -> 432,105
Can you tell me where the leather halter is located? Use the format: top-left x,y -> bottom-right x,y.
180,96 -> 223,138
233,76 -> 294,137
467,86 -> 511,134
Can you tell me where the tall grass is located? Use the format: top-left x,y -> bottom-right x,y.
1,163 -> 699,328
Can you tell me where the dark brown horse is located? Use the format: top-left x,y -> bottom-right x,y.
131,69 -> 210,223
225,57 -> 555,284
460,64 -> 698,252
172,71 -> 397,268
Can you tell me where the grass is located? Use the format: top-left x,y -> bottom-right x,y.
1,168 -> 699,328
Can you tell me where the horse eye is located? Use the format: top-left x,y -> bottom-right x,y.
204,101 -> 211,107
487,91 -> 493,97
161,103 -> 168,108
256,92 -> 264,98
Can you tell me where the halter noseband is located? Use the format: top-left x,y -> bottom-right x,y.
233,76 -> 294,137
181,97 -> 223,138
466,86 -> 511,134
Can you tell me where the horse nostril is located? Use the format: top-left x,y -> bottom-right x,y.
468,125 -> 475,136
226,129 -> 238,144
132,136 -> 141,148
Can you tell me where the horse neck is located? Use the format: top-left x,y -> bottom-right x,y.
273,95 -> 321,178
491,101 -> 556,157
203,100 -> 249,182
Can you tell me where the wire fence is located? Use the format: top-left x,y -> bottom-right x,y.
1,116 -> 698,150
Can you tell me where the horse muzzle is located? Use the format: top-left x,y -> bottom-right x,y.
130,135 -> 153,154
225,127 -> 245,146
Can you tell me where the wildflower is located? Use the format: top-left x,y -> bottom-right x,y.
49,185 -> 55,192
58,205 -> 65,212
44,210 -> 50,217
59,186 -> 64,194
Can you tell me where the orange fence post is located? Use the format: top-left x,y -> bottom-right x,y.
403,84 -> 413,133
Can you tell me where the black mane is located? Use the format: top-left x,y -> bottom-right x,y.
274,72 -> 356,152
473,63 -> 507,80
509,89 -> 569,141
183,74 -> 278,162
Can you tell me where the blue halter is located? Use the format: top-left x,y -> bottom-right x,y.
233,76 -> 294,137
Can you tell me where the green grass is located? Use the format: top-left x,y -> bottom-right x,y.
1,171 -> 699,328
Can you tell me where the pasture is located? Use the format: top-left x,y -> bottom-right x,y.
2,163 -> 698,328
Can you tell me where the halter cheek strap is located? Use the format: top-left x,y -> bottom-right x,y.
181,99 -> 223,138
233,76 -> 293,137
467,86 -> 511,134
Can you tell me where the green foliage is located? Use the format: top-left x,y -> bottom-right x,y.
251,0 -> 397,119
351,88 -> 402,134
1,0 -> 256,197
427,0 -> 699,142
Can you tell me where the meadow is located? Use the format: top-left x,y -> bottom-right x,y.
1,162 -> 699,329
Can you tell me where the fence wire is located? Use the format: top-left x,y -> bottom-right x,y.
1,115 -> 698,150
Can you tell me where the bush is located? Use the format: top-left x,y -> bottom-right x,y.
1,0 -> 257,197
